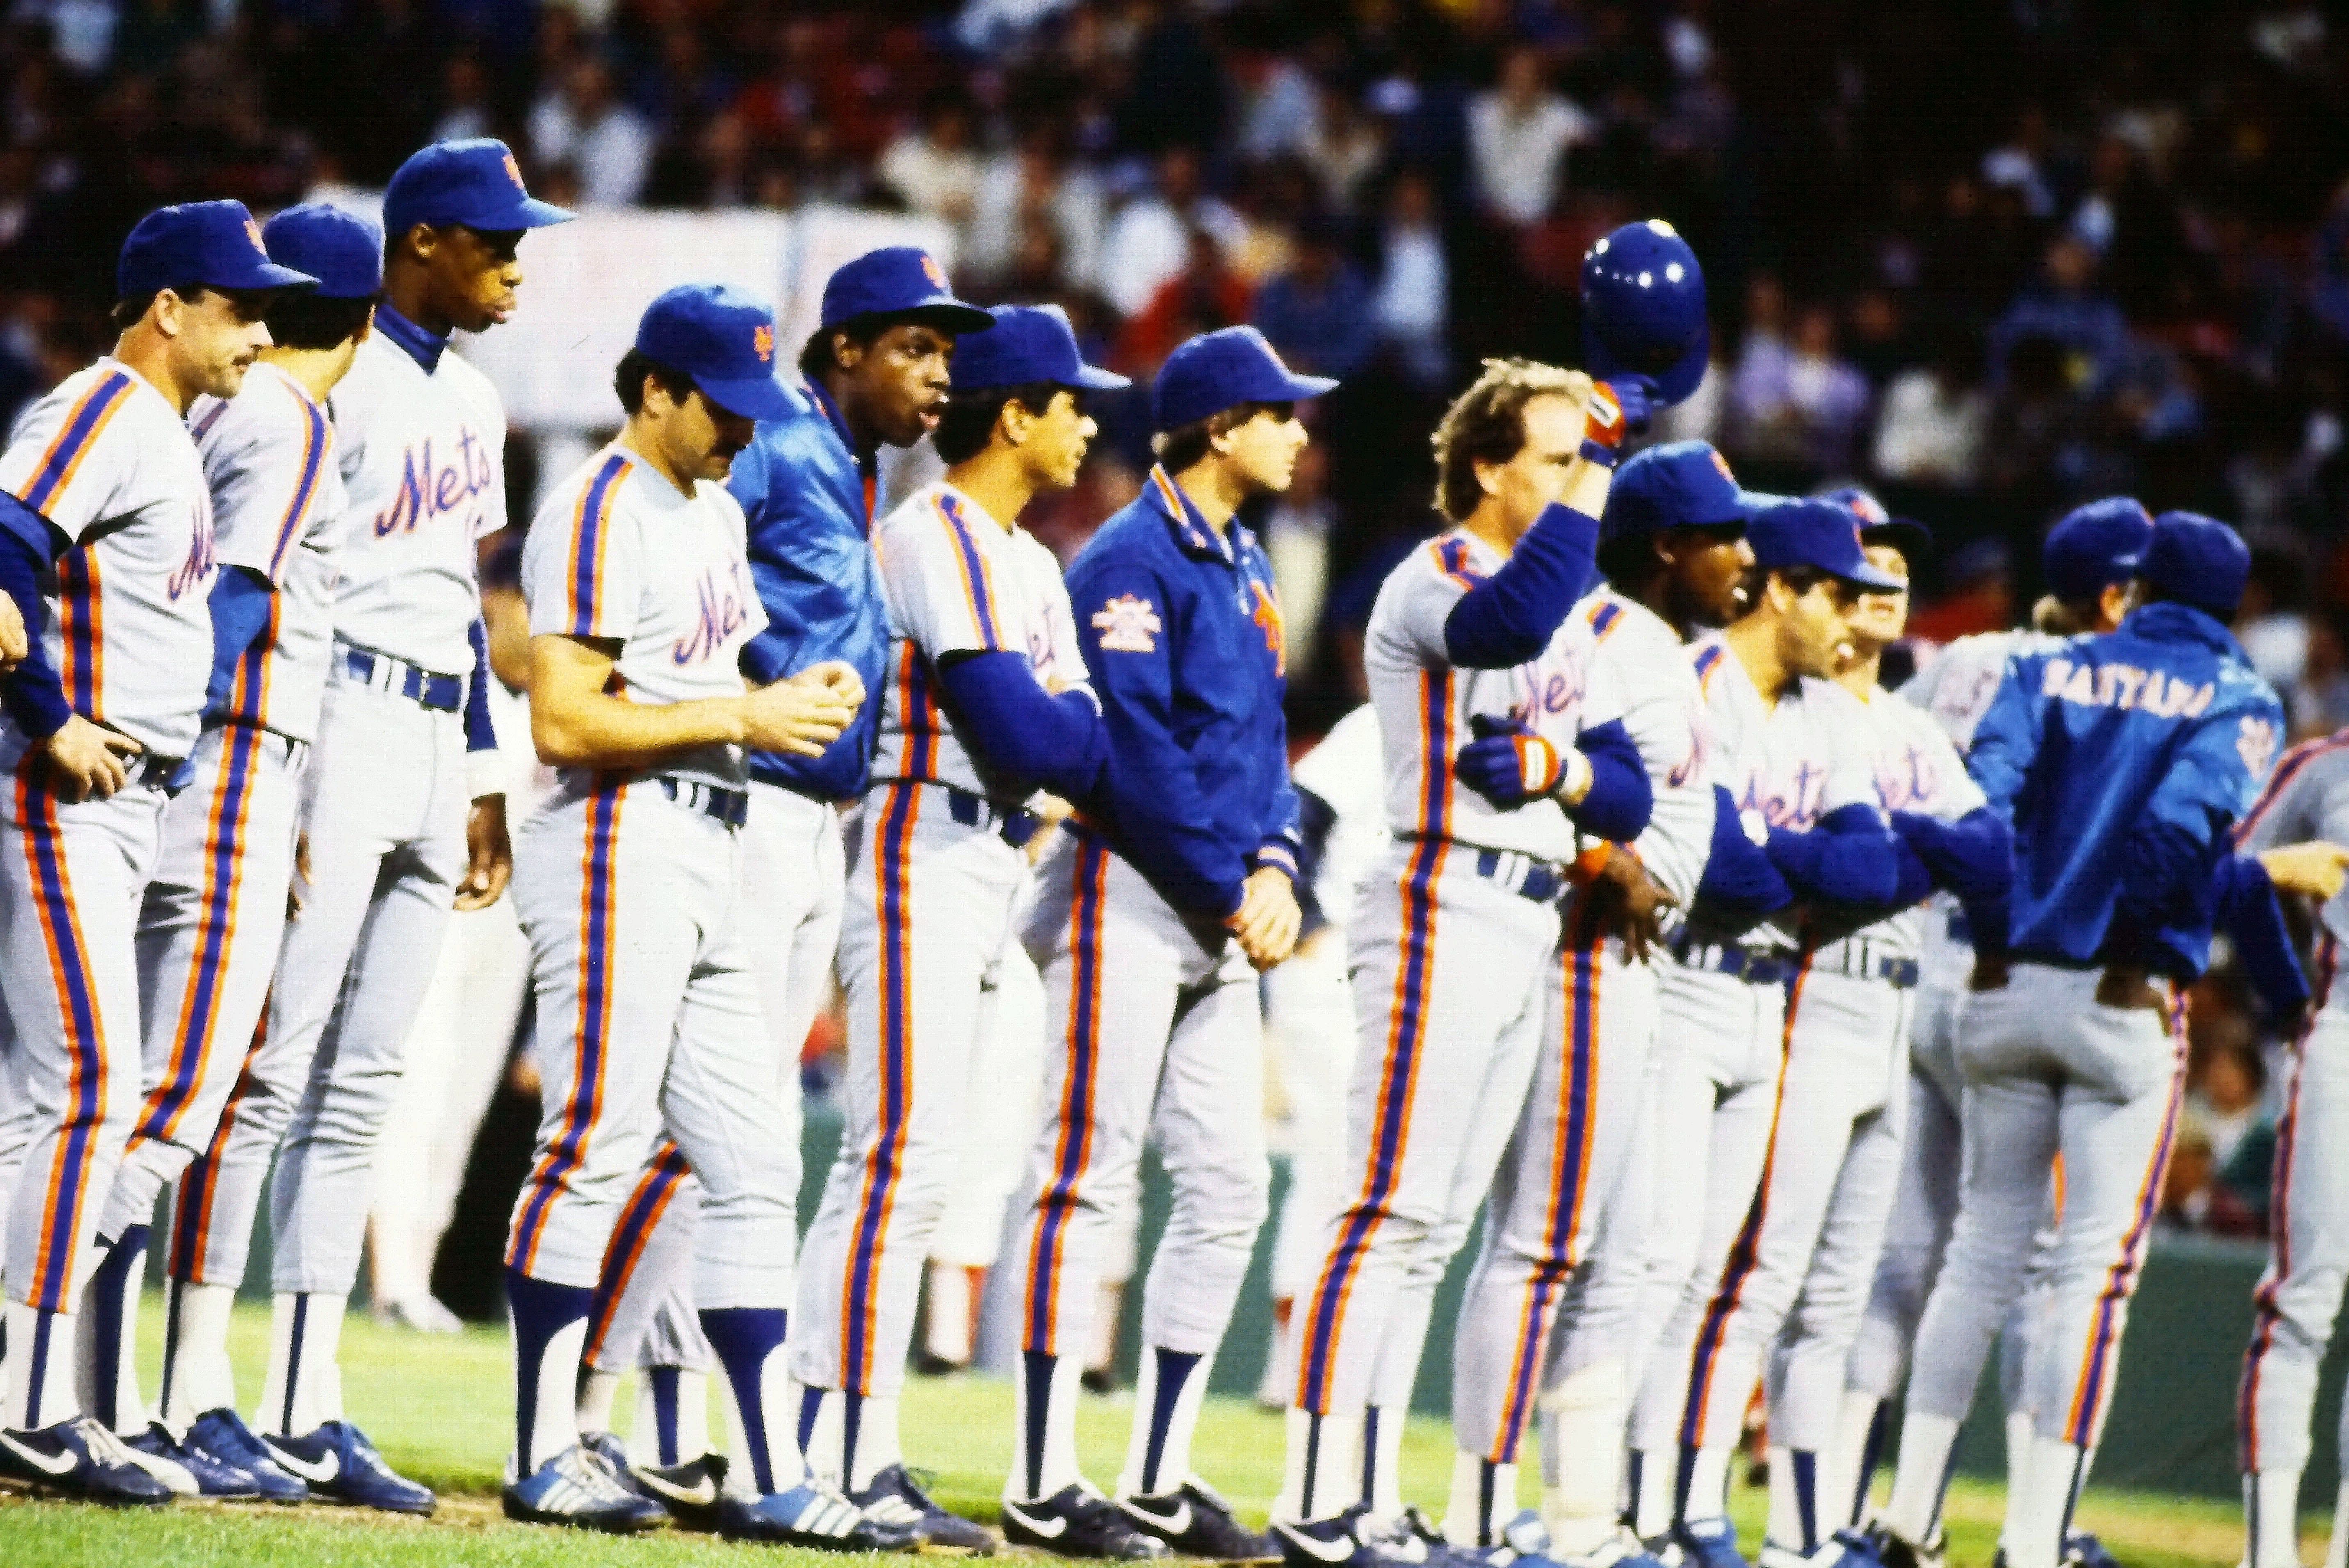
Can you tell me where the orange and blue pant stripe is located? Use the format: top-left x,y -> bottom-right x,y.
584,1139 -> 693,1364
168,1012 -> 268,1288
509,785 -> 624,1274
1023,835 -> 1111,1355
1680,958 -> 1810,1448
2241,937 -> 2336,1467
2062,994 -> 2187,1448
128,725 -> 263,1157
17,769 -> 110,1311
1491,928 -> 1603,1463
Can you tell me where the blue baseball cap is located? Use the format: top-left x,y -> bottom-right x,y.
2144,511 -> 2250,619
951,305 -> 1129,394
118,200 -> 317,299
1582,220 -> 1710,405
1819,485 -> 1932,563
1152,326 -> 1337,432
634,283 -> 798,422
1602,440 -> 1750,542
382,139 -> 573,242
2042,497 -> 2153,604
1746,497 -> 1907,590
262,204 -> 383,301
820,246 -> 992,334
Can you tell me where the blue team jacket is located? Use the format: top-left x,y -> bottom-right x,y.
728,381 -> 891,802
1968,601 -> 2284,980
1067,465 -> 1302,919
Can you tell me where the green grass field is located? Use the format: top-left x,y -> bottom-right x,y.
0,1297 -> 2263,1567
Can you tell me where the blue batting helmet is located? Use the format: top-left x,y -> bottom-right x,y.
1581,219 -> 1709,405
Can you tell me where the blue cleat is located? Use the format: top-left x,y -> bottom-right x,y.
2063,1534 -> 2121,1568
857,1462 -> 997,1555
1271,1504 -> 1436,1568
186,1408 -> 307,1502
0,1416 -> 175,1505
1759,1534 -> 1887,1568
503,1441 -> 668,1532
128,1422 -> 258,1497
260,1420 -> 435,1514
1668,1518 -> 1751,1568
1434,1510 -> 1568,1568
1558,1529 -> 1674,1568
718,1478 -> 923,1551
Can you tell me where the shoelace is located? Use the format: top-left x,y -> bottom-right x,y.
73,1418 -> 144,1468
574,1445 -> 643,1504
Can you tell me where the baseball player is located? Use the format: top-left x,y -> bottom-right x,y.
783,301 -> 1125,1552
1616,500 -> 1910,1566
146,139 -> 569,1514
498,283 -> 897,1545
1270,357 -> 1655,1567
1001,326 -> 1327,1561
62,206 -> 379,1505
0,200 -> 311,1504
1256,700 -> 1387,1412
1664,494 -> 2013,1568
1528,440 -> 1756,1568
562,249 -> 990,1538
1872,513 -> 2283,1568
1831,499 -> 2153,1533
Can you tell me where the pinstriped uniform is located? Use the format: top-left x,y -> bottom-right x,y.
1287,531 -> 1621,1460
790,481 -> 1087,1412
2233,733 -> 2349,1478
0,360 -> 210,1374
94,365 -> 344,1260
502,444 -> 791,1309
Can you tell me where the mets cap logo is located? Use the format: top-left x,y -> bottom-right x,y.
753,323 -> 775,362
245,217 -> 266,254
1711,449 -> 1735,481
1847,492 -> 1889,523
920,252 -> 947,288
504,151 -> 527,191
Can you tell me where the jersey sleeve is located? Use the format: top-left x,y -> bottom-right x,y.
2233,736 -> 2335,852
202,387 -> 334,588
528,464 -> 647,645
1388,551 -> 1473,666
0,371 -> 143,546
885,496 -> 1010,662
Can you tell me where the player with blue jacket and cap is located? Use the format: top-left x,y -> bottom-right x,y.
1873,513 -> 2285,1568
997,325 -> 1328,1561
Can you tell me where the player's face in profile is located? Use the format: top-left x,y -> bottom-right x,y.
1847,542 -> 1911,647
676,389 -> 755,482
1480,393 -> 1581,533
435,226 -> 526,333
1221,401 -> 1306,494
855,322 -> 955,448
1779,572 -> 1860,677
1022,388 -> 1096,490
176,287 -> 273,398
1665,522 -> 1754,627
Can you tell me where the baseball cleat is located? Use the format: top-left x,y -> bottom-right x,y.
854,1461 -> 997,1554
128,1421 -> 256,1497
260,1420 -> 435,1514
1438,1509 -> 1569,1568
633,1454 -> 726,1531
2063,1534 -> 2121,1568
1003,1483 -> 1170,1559
185,1408 -> 308,1503
0,1416 -> 176,1505
1271,1503 -> 1436,1568
1119,1479 -> 1281,1561
1862,1524 -> 1943,1568
579,1431 -> 652,1499
1757,1534 -> 1887,1568
1556,1527 -> 1672,1568
504,1442 -> 668,1532
718,1477 -> 924,1551
372,1293 -> 465,1334
1668,1518 -> 1750,1568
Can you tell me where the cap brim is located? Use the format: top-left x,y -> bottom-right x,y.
1584,319 -> 1710,406
1278,372 -> 1339,401
1861,519 -> 1934,561
478,197 -> 575,231
219,260 -> 319,292
700,374 -> 803,423
1068,365 -> 1132,391
1841,562 -> 1910,591
862,299 -> 996,335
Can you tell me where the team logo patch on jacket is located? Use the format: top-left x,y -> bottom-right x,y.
2239,713 -> 2278,779
1093,593 -> 1162,653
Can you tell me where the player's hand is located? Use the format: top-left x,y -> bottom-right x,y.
1593,846 -> 1677,962
0,594 -> 25,674
41,715 -> 138,801
793,659 -> 866,713
2260,842 -> 2349,903
743,670 -> 860,757
1969,951 -> 2011,993
1226,866 -> 1302,971
2094,962 -> 2167,1016
1590,375 -> 1659,438
1459,716 -> 1593,809
458,792 -> 512,910
287,831 -> 312,920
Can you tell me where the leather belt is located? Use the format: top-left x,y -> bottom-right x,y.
1471,847 -> 1566,905
343,647 -> 463,713
1668,931 -> 1797,986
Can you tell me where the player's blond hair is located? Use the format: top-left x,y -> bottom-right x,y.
1431,358 -> 1596,524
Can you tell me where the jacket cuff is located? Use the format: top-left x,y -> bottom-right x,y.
1252,840 -> 1299,882
468,748 -> 508,802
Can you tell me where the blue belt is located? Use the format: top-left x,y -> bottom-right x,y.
946,785 -> 1042,848
1669,932 -> 1797,986
344,648 -> 463,713
1471,848 -> 1566,905
1811,938 -> 1923,989
657,777 -> 749,828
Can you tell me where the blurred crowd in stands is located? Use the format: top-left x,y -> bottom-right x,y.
1,0 -> 2347,1234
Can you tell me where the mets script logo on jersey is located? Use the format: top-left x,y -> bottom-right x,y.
1738,762 -> 1827,830
374,431 -> 495,538
1249,581 -> 1285,676
2239,713 -> 2278,780
1511,662 -> 1587,725
1875,744 -> 1941,811
2037,655 -> 2214,719
1093,593 -> 1161,653
674,562 -> 752,666
166,508 -> 217,600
